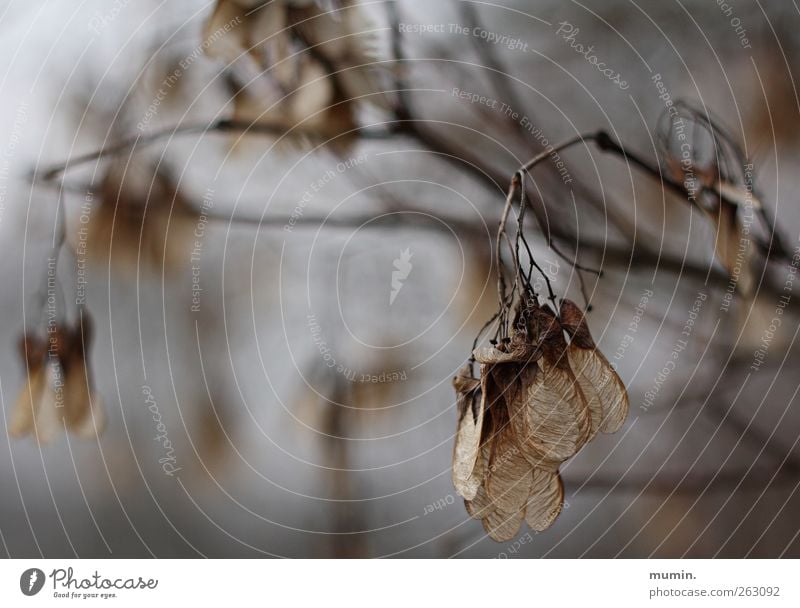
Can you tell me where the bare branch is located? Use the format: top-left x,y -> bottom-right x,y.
35,118 -> 398,182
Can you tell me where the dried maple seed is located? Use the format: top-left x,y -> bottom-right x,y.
560,299 -> 629,435
10,315 -> 105,443
203,0 -> 387,140
456,294 -> 630,541
452,364 -> 484,500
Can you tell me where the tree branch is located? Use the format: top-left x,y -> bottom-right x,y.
35,118 -> 398,182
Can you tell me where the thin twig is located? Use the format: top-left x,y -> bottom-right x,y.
35,119 -> 397,182
496,174 -> 519,327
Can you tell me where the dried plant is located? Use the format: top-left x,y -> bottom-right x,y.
14,1 -> 799,558
656,101 -> 774,295
204,0 -> 387,141
87,161 -> 197,272
450,143 -> 631,541
454,295 -> 630,540
10,316 -> 105,442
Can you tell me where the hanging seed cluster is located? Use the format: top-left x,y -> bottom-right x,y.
452,169 -> 629,542
10,316 -> 104,443
453,296 -> 628,541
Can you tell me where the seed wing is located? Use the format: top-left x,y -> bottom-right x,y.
9,366 -> 46,438
486,427 -> 532,514
460,442 -> 486,501
452,368 -> 484,500
522,359 -> 591,461
525,468 -> 565,532
464,447 -> 494,520
452,389 -> 485,500
502,365 -> 562,471
568,345 -> 629,434
483,507 -> 525,542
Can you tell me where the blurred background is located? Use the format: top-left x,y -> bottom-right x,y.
1,0 -> 800,558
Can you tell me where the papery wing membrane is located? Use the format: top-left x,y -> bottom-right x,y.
525,467 -> 565,532
521,359 -> 591,461
567,345 -> 629,434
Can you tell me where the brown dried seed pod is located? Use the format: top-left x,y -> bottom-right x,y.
532,304 -> 564,346
290,0 -> 390,110
460,442 -> 486,501
452,365 -> 484,500
567,346 -> 628,435
558,298 -> 595,349
464,445 -> 493,519
61,354 -> 105,438
459,294 -> 630,540
501,364 -> 563,472
485,424 -> 532,514
511,307 -> 592,458
482,507 -> 525,542
522,358 -> 591,461
10,362 -> 62,443
525,468 -> 565,532
61,319 -> 105,438
10,334 -> 51,440
464,482 -> 493,520
9,364 -> 47,439
10,316 -> 106,442
560,299 -> 629,434
205,0 -> 386,146
89,163 -> 196,272
17,333 -> 47,370
473,341 -> 540,365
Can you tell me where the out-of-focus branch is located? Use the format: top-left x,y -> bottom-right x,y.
572,461 -> 799,496
35,118 -> 400,182
594,132 -> 787,262
700,399 -> 800,476
208,204 -> 792,300
457,1 -> 528,139
387,2 -> 789,279
44,174 -> 792,299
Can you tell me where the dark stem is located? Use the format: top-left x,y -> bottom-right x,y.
36,119 -> 397,182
